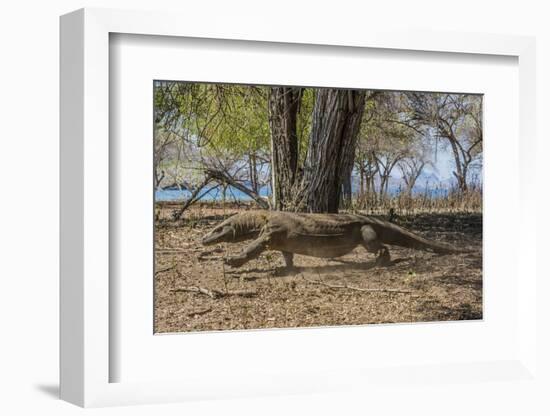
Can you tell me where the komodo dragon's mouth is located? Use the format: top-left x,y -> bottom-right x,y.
201,227 -> 232,245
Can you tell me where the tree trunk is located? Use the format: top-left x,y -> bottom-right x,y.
442,126 -> 469,193
359,167 -> 365,196
301,89 -> 366,213
154,169 -> 165,189
341,169 -> 353,208
380,174 -> 390,199
268,87 -> 302,210
248,153 -> 258,193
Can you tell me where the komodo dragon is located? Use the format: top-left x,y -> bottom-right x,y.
201,210 -> 469,269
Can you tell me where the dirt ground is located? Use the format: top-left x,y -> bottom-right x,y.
154,204 -> 482,333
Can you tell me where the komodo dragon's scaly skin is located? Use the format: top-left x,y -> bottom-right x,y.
201,210 -> 469,269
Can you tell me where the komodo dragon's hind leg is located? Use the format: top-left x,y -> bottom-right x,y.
224,233 -> 271,267
360,225 -> 391,266
277,251 -> 300,275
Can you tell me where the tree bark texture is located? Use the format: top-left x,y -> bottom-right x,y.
301,89 -> 366,213
268,87 -> 302,210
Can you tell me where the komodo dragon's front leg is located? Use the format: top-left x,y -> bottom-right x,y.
360,225 -> 391,266
281,251 -> 294,269
224,233 -> 272,267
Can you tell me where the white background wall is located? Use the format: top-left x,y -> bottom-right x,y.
0,1 -> 548,414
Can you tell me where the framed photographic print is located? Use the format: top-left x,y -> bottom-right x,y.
151,81 -> 484,334
60,7 -> 539,409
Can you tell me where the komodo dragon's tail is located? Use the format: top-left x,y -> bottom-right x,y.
366,217 -> 471,254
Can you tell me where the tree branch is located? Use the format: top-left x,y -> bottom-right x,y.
172,175 -> 215,220
205,167 -> 270,209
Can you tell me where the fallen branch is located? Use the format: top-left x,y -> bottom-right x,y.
198,256 -> 224,262
171,286 -> 218,298
155,264 -> 177,276
156,247 -> 221,254
187,307 -> 212,317
221,289 -> 258,298
301,275 -> 412,294
170,286 -> 257,299
156,248 -> 190,254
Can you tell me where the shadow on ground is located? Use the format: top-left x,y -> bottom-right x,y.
34,383 -> 59,399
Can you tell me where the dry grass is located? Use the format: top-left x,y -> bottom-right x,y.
154,204 -> 482,333
350,185 -> 483,216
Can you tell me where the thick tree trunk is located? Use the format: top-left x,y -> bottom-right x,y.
301,89 -> 366,213
268,87 -> 302,210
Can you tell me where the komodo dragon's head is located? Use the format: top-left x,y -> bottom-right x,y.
201,212 -> 266,246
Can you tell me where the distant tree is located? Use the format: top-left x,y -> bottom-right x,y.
407,93 -> 482,192
397,133 -> 432,197
354,92 -> 416,201
398,157 -> 426,197
354,141 -> 378,198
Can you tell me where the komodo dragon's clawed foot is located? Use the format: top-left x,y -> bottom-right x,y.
374,247 -> 391,267
224,255 -> 248,268
224,234 -> 271,268
274,251 -> 300,275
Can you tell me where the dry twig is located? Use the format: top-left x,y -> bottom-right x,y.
301,274 -> 412,294
155,264 -> 177,276
156,248 -> 189,254
170,285 -> 257,299
187,307 -> 213,317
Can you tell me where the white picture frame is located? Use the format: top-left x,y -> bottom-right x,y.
60,7 -> 538,408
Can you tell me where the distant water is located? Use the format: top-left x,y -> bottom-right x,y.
155,185 -> 270,202
155,184 -> 450,202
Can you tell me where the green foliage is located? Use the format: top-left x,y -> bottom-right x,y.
154,82 -> 271,159
153,81 -> 483,206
